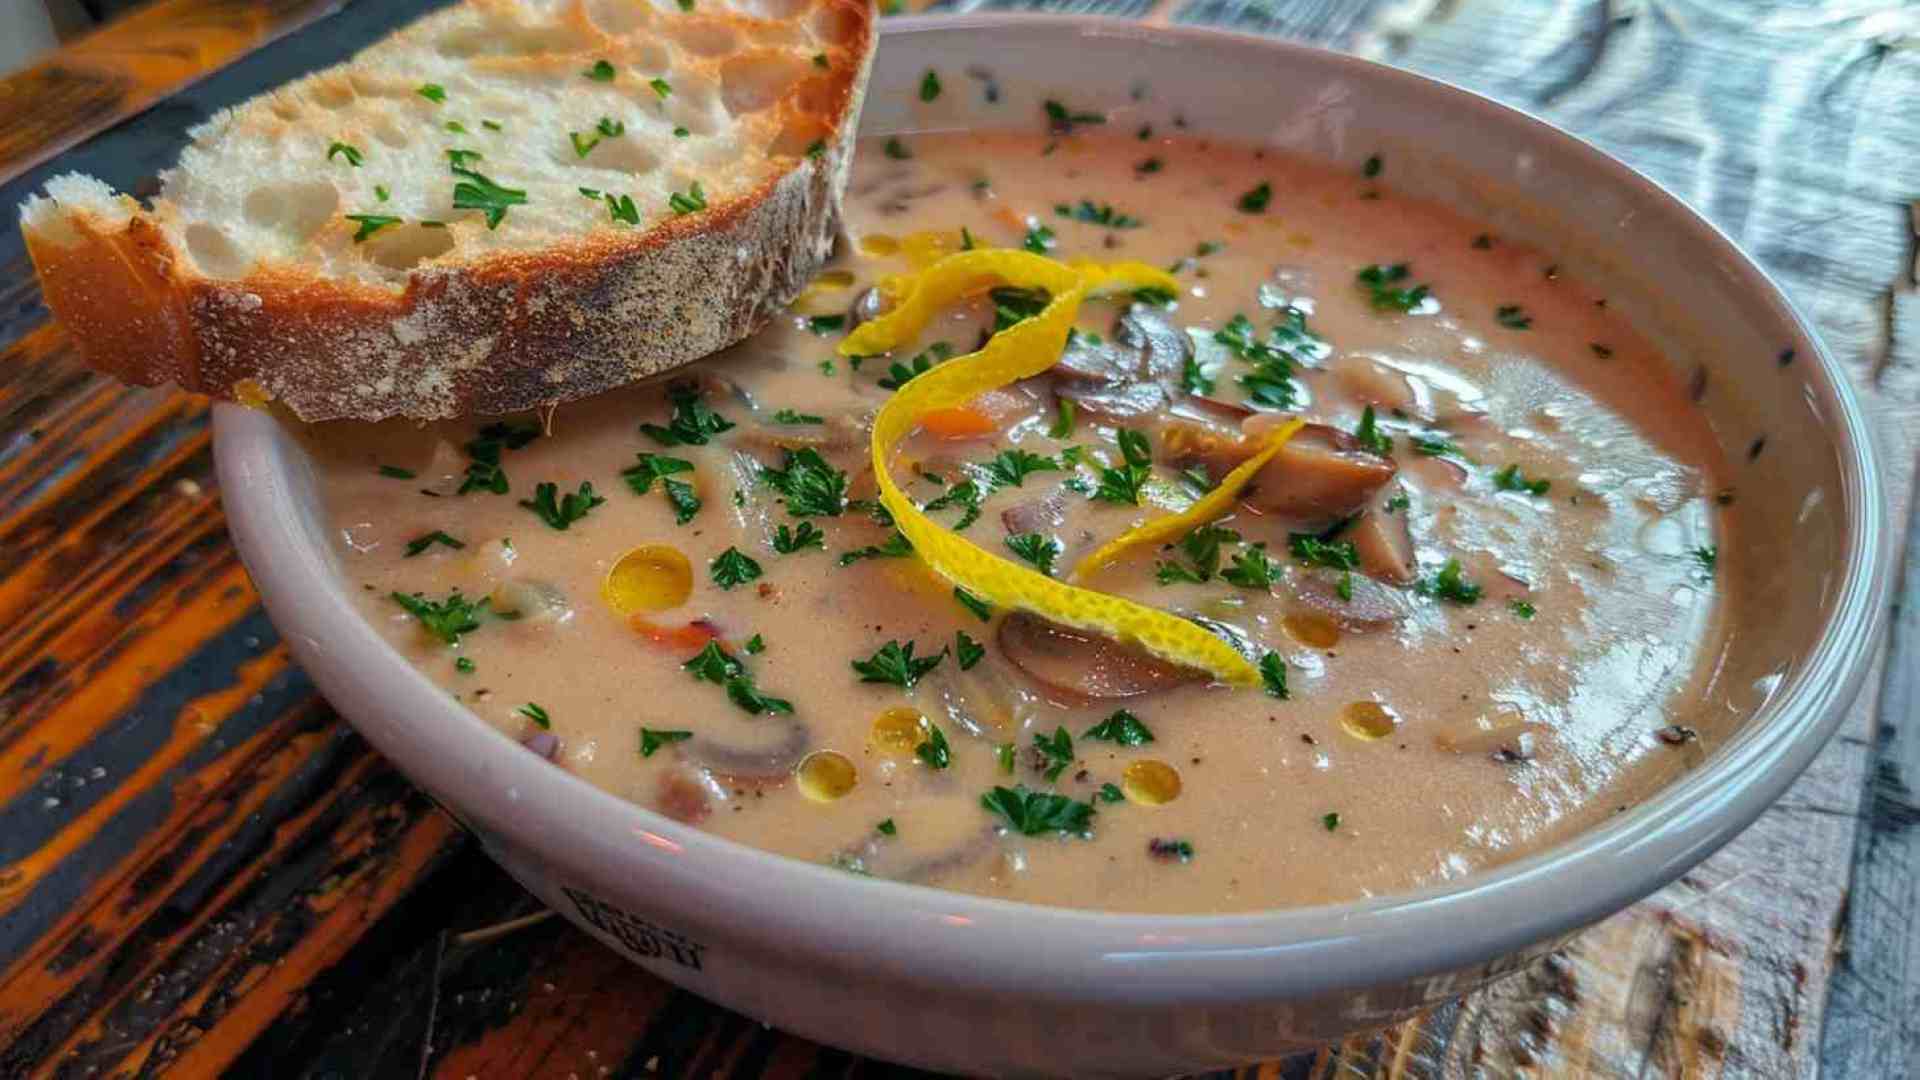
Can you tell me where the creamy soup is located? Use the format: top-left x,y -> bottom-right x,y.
303,130 -> 1733,913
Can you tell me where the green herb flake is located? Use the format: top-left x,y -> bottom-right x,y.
1692,545 -> 1718,578
981,784 -> 1095,837
1495,304 -> 1533,330
1260,651 -> 1289,699
806,314 -> 845,336
1357,263 -> 1433,313
327,141 -> 364,167
1022,223 -> 1056,254
1221,543 -> 1278,589
642,380 -> 735,446
1289,532 -> 1359,572
674,125 -> 690,138
772,522 -> 825,554
884,136 -> 912,160
1354,404 -> 1394,456
1237,181 -> 1273,213
455,657 -> 476,674
482,119 -> 503,131
390,590 -> 488,645
450,165 -> 527,229
403,530 -> 465,557
953,586 -> 992,622
953,630 -> 986,671
1410,434 -> 1464,459
1084,709 -> 1154,746
982,448 -> 1060,488
1048,397 -> 1076,439
1509,599 -> 1537,619
916,723 -> 952,769
585,60 -> 617,81
344,213 -> 402,243
1419,557 -> 1484,605
710,546 -> 764,589
456,421 -> 540,495
1055,200 -> 1142,229
520,481 -> 604,530
1385,492 -> 1411,513
813,53 -> 829,69
1090,428 -> 1154,506
837,530 -> 914,566
667,180 -> 708,216
1322,811 -> 1342,832
603,192 -> 640,225
745,633 -> 766,654
445,120 -> 467,134
1004,532 -> 1061,576
852,639 -> 946,689
1033,726 -> 1074,781
919,69 -> 942,102
805,139 -> 826,161
1043,99 -> 1106,133
377,464 -> 416,480
1362,154 -> 1382,178
640,727 -> 693,757
518,702 -> 551,728
417,83 -> 447,103
876,817 -> 896,835
1492,464 -> 1551,496
1148,838 -> 1195,862
1155,523 -> 1238,585
760,446 -> 848,517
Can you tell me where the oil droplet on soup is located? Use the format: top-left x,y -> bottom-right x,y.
1122,760 -> 1183,806
603,544 -> 693,614
797,750 -> 858,802
1283,611 -> 1341,649
1340,701 -> 1399,742
870,707 -> 928,755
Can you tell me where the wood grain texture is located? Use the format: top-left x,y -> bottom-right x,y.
0,1 -> 1915,1077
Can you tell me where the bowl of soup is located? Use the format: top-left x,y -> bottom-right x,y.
215,15 -> 1890,1076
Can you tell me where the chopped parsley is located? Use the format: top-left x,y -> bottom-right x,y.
1049,398 -> 1076,439
1084,709 -> 1154,746
650,77 -> 673,98
837,530 -> 913,566
876,817 -> 896,835
1022,223 -> 1056,254
450,165 -> 527,229
344,213 -> 401,243
1410,434 -> 1464,459
1004,532 -> 1061,576
1354,404 -> 1394,456
390,590 -> 487,645
622,452 -> 699,524
1492,464 -> 1551,495
1148,838 -> 1195,862
416,83 -> 446,103
806,313 -> 846,335
1509,599 -> 1537,619
981,785 -> 1095,837
773,522 -> 824,553
982,448 -> 1059,488
481,119 -> 503,131
378,464 -> 416,480
1356,263 -> 1432,313
674,126 -> 690,138
1237,181 -> 1272,213
1091,428 -> 1154,505
445,148 -> 483,169
921,480 -> 983,531
744,634 -> 766,654
603,192 -> 640,225
1419,557 -> 1483,604
916,723 -> 952,769
1385,492 -> 1412,513
455,657 -> 475,674
584,59 -> 617,81
1137,157 -> 1163,175
403,530 -> 465,557
457,421 -> 540,495
1289,532 -> 1358,572
642,380 -> 735,446
1132,286 -> 1177,307
879,342 -> 952,390
771,408 -> 825,425
1043,99 -> 1106,133
996,743 -> 1016,774
1362,154 -> 1382,178
955,630 -> 985,670
668,180 -> 708,215
990,287 -> 1051,331
1221,544 -> 1278,589
327,141 -> 363,166
919,69 -> 942,102
641,728 -> 692,757
682,641 -> 793,715
1181,351 -> 1215,396
444,121 -> 467,134
1155,523 -> 1238,584
710,546 -> 763,589
374,185 -> 389,201
760,447 -> 848,517
1691,545 -> 1718,579
851,639 -> 945,689
1033,726 -> 1074,781
517,703 -> 551,728
1495,304 -> 1533,330
1322,811 -> 1342,832
1055,200 -> 1141,228
953,586 -> 992,622
805,139 -> 826,161
1097,783 -> 1125,803
1260,652 -> 1290,699
519,481 -> 604,530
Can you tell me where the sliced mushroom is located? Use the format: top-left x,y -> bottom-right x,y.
1434,708 -> 1545,761
489,579 -> 570,623
1332,357 -> 1430,420
832,826 -> 998,884
1347,495 -> 1416,585
997,612 -> 1205,700
733,410 -> 871,454
1169,421 -> 1398,523
682,718 -> 812,781
848,285 -> 891,330
1289,570 -> 1418,631
654,767 -> 717,824
1001,488 -> 1068,535
1051,306 -> 1190,420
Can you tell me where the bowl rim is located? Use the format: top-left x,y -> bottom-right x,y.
215,13 -> 1893,1002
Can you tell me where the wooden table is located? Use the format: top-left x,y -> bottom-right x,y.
2,1 -> 1917,1076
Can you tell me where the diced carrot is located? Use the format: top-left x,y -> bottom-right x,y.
991,205 -> 1026,233
919,405 -> 998,439
630,615 -> 720,651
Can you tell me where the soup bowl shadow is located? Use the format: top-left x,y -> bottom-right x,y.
215,16 -> 1891,1077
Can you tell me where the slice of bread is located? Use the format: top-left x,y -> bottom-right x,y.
18,0 -> 876,421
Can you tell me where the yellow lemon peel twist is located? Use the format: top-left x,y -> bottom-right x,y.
1071,417 -> 1305,580
843,249 -> 1267,687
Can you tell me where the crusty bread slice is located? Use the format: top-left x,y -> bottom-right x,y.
18,0 -> 876,421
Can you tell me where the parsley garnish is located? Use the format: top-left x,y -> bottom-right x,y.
327,141 -> 363,167
1155,523 -> 1238,584
390,590 -> 487,645
804,139 -> 826,160
1363,154 -> 1383,178
642,380 -> 734,446
996,743 -> 1016,774
674,125 -> 690,138
640,728 -> 693,757
1354,405 -> 1394,456
1148,838 -> 1195,862
622,452 -> 700,523
455,657 -> 475,674
403,530 -> 465,557
1692,545 -> 1718,578
922,479 -> 983,531
852,639 -> 945,689
1385,492 -> 1411,513
1259,652 -> 1289,699
1004,532 -> 1061,576
518,703 -> 551,728
990,287 -> 1050,331
1357,263 -> 1432,313
876,817 -> 896,835
1022,223 -> 1056,254
457,421 -> 540,495
1097,782 -> 1124,803
806,313 -> 845,335
603,192 -> 640,225
916,723 -> 951,769
879,342 -> 952,390
378,464 -> 415,479
1049,398 -> 1076,439
745,634 -> 766,654
771,408 -> 825,425
446,148 -> 483,169
837,531 -> 913,566
1495,304 -> 1533,330
983,448 -> 1060,488
1132,286 -> 1177,307
1322,811 -> 1342,832
585,60 -> 617,81
760,447 -> 848,517
1182,351 -> 1215,396
417,83 -> 446,103
1419,557 -> 1483,604
1033,726 -> 1074,781
345,213 -> 401,243
1289,532 -> 1359,572
668,181 -> 708,215
1410,434 -> 1464,458
683,641 -> 794,715
1221,544 -> 1277,589
884,137 -> 912,160
1055,200 -> 1141,228
1492,464 -> 1551,495
374,185 -> 389,201
1043,99 -> 1105,133
1238,182 -> 1272,213
953,586 -> 992,622
520,481 -> 604,530
444,121 -> 467,134
772,522 -> 825,553
1509,599 -> 1537,619
919,69 -> 942,102
1137,157 -> 1163,174
451,165 -> 527,229
1084,710 -> 1154,745
482,119 -> 503,131
981,785 -> 1095,837
710,547 -> 763,589
1091,429 -> 1154,505
955,630 -> 985,670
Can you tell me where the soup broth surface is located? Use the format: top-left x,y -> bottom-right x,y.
305,131 -> 1733,913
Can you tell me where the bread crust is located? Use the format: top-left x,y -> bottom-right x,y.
20,0 -> 876,422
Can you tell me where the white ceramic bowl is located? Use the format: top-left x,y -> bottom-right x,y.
216,17 -> 1891,1076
